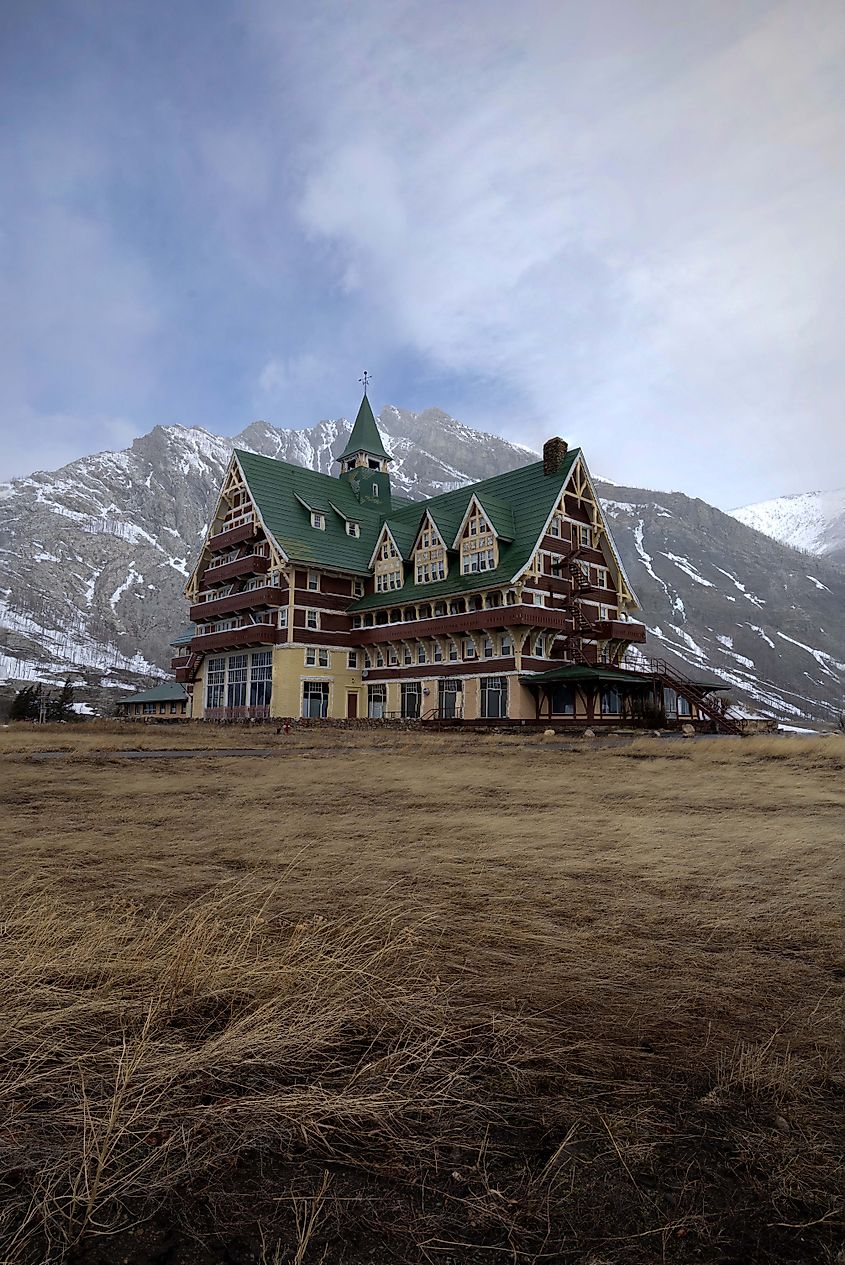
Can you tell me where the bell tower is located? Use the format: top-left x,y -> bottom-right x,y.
336,379 -> 392,507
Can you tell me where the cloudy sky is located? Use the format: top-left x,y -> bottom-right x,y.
1,1 -> 842,506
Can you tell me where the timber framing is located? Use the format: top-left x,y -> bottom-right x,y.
171,397 -> 737,730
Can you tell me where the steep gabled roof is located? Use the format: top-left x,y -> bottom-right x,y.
235,449 -> 383,574
348,449 -> 580,611
337,395 -> 392,463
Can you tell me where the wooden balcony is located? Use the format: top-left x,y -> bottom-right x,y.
190,585 -> 285,621
593,619 -> 647,642
206,520 -> 257,552
201,554 -> 269,586
191,623 -> 278,653
356,603 -> 572,645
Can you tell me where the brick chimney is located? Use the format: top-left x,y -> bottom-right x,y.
543,436 -> 568,476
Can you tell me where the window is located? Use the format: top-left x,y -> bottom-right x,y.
142,701 -> 156,714
372,483 -> 379,498
578,524 -> 592,548
481,677 -> 507,719
403,646 -> 413,665
433,642 -> 443,662
376,650 -> 384,667
401,682 -> 421,719
250,651 -> 272,708
170,703 -> 177,714
306,609 -> 319,631
353,579 -> 364,597
278,608 -> 288,629
533,636 -> 545,657
417,644 -> 426,664
376,569 -> 403,592
501,636 -> 513,657
483,637 -> 494,659
311,511 -> 325,530
307,572 -> 319,592
599,643 -> 611,665
600,604 -> 613,621
678,694 -> 691,717
549,515 -> 561,538
305,647 -> 316,665
600,687 -> 621,715
346,521 -> 361,537
206,657 -> 225,710
319,648 -> 329,667
597,567 -> 609,589
303,680 -> 329,718
463,639 -> 476,660
550,685 -> 575,715
348,651 -> 358,669
368,683 -> 387,718
663,688 -> 677,717
448,642 -> 458,661
388,647 -> 399,666
364,651 -> 372,668
227,654 -> 248,709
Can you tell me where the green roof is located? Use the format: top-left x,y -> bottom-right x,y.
117,682 -> 188,705
349,450 -> 580,611
520,665 -> 654,688
235,448 -> 385,574
169,625 -> 195,647
337,395 -> 392,463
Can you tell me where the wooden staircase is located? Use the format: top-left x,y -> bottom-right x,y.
637,656 -> 744,735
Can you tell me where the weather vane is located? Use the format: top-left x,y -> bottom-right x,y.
359,370 -> 371,396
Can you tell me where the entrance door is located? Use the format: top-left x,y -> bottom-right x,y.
438,679 -> 463,719
346,691 -> 358,719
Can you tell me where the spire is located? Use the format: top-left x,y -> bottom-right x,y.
337,392 -> 392,465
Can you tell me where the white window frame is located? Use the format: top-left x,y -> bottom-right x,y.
311,511 -> 326,530
307,571 -> 320,592
348,651 -> 358,669
305,609 -> 320,631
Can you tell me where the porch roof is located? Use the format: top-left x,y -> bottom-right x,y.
520,665 -> 653,689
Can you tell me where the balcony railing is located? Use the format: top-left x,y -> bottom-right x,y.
191,623 -> 278,653
355,603 -> 573,644
189,584 -> 285,621
206,519 -> 257,552
593,619 -> 647,643
201,554 -> 270,586
204,704 -> 271,721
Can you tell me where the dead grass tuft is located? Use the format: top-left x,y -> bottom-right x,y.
1,732 -> 842,1263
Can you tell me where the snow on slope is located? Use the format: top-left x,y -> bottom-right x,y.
729,488 -> 845,560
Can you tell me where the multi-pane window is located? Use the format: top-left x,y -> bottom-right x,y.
305,648 -> 330,667
461,506 -> 496,574
401,682 -> 421,719
303,680 -> 329,717
549,514 -> 562,538
578,524 -> 592,548
533,636 -> 545,657
483,637 -> 494,658
501,636 -> 513,657
376,569 -> 403,592
348,651 -> 358,669
417,644 -> 426,664
353,579 -> 365,597
346,521 -> 361,537
464,639 -> 477,660
278,608 -> 288,629
226,654 -> 248,708
550,684 -> 575,715
414,521 -> 447,584
599,643 -> 612,665
597,566 -> 609,589
250,651 -> 272,707
307,572 -> 320,591
600,688 -> 621,715
432,642 -> 443,662
448,642 -> 459,661
206,657 -> 225,710
379,539 -> 399,561
368,684 -> 387,718
481,677 -> 507,719
388,647 -> 399,666
306,609 -> 319,630
311,511 -> 325,530
403,646 -> 413,665
376,650 -> 385,667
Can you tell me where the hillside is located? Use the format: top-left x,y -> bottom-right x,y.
1,409 -> 843,721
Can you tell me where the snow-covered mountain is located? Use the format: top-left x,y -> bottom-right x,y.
1,408 -> 843,722
729,488 -> 845,565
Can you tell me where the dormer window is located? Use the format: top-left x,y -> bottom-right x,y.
311,511 -> 325,530
346,521 -> 361,537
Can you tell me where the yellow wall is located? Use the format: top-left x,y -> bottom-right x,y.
272,645 -> 363,719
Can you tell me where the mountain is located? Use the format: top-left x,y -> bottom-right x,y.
728,488 -> 845,565
1,409 -> 843,722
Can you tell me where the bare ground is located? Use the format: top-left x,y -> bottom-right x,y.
0,727 -> 842,1264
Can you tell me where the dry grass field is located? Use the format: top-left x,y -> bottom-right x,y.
0,726 -> 842,1264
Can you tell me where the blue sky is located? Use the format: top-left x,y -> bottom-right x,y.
1,0 -> 843,506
